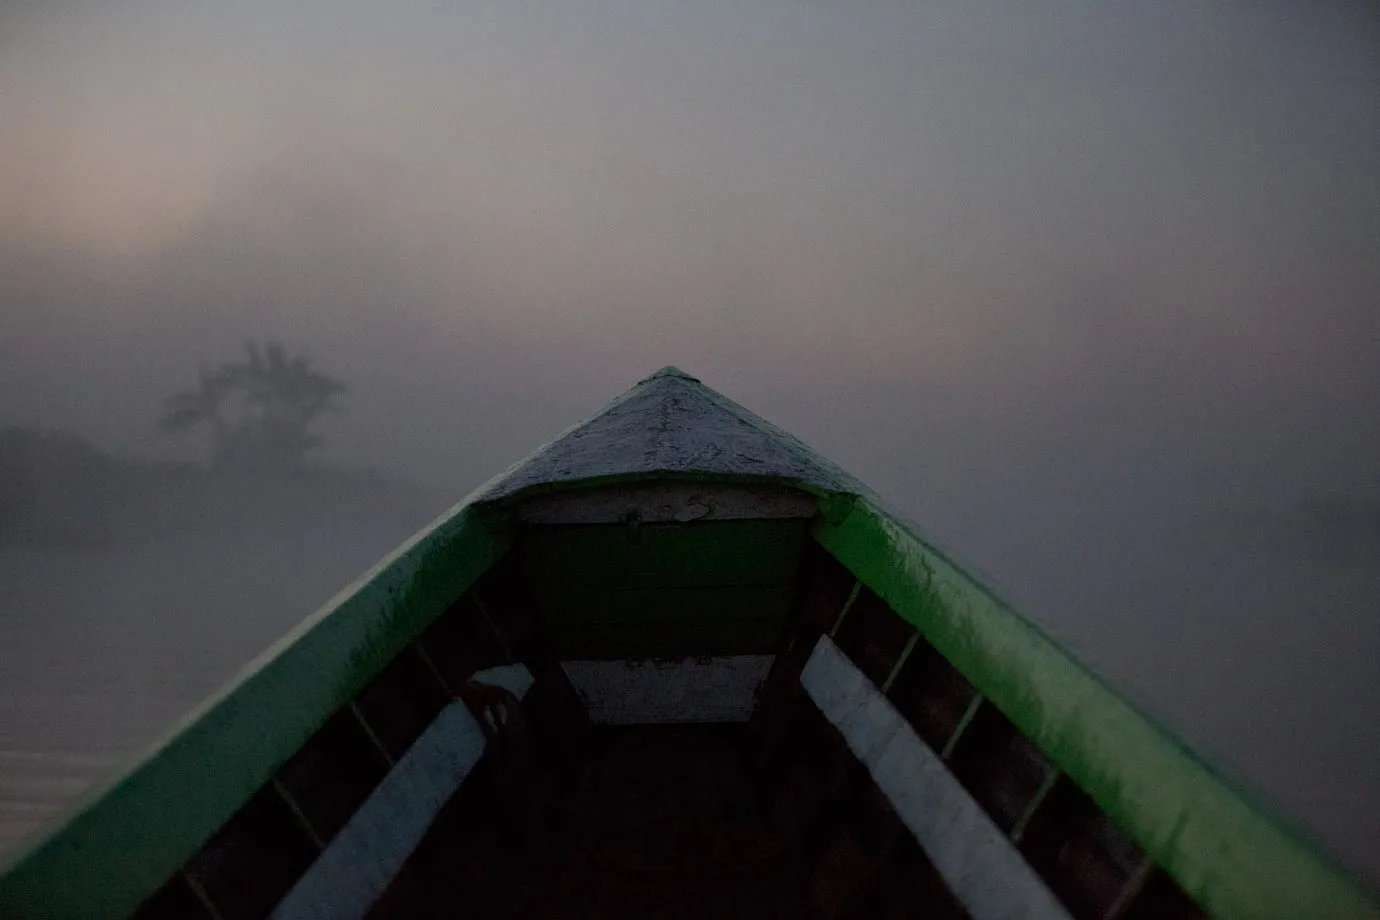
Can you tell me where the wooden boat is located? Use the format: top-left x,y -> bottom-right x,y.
0,366 -> 1374,919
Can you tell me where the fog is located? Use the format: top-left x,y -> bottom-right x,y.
2,0 -> 1378,886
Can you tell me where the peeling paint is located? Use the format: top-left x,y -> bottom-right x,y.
475,367 -> 867,503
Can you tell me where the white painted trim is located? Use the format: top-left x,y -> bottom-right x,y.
561,656 -> 774,724
801,638 -> 1072,920
271,665 -> 533,920
517,482 -> 816,524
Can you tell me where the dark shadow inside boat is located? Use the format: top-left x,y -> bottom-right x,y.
372,723 -> 798,917
363,530 -> 967,919
368,716 -> 965,920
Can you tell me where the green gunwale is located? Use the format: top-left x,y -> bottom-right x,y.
0,496 -> 511,920
818,497 -> 1378,920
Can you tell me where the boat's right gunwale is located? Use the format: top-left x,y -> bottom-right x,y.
818,496 -> 1380,920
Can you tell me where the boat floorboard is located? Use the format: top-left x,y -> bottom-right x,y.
368,724 -> 824,918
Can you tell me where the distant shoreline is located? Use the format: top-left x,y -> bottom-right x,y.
0,426 -> 445,550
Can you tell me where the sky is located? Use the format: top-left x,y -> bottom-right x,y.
2,0 -> 1379,884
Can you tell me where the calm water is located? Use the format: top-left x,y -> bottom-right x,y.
0,523 -> 417,858
1,520 -> 1377,888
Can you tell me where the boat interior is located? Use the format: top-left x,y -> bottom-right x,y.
127,480 -> 1207,920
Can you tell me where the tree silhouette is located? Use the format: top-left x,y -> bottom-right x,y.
159,341 -> 345,469
158,364 -> 228,445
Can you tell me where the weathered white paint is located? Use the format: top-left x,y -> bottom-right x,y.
801,638 -> 1072,920
271,665 -> 533,920
516,481 -> 816,524
476,367 -> 866,502
562,656 -> 773,724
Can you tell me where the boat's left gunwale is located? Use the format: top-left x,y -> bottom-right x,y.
0,496 -> 512,920
0,468 -> 841,920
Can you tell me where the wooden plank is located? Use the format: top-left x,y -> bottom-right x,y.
561,656 -> 774,724
801,636 -> 1073,920
269,665 -> 533,920
516,481 -> 816,524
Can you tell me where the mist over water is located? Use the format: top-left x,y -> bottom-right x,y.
2,0 -> 1378,887
0,526 -> 419,852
